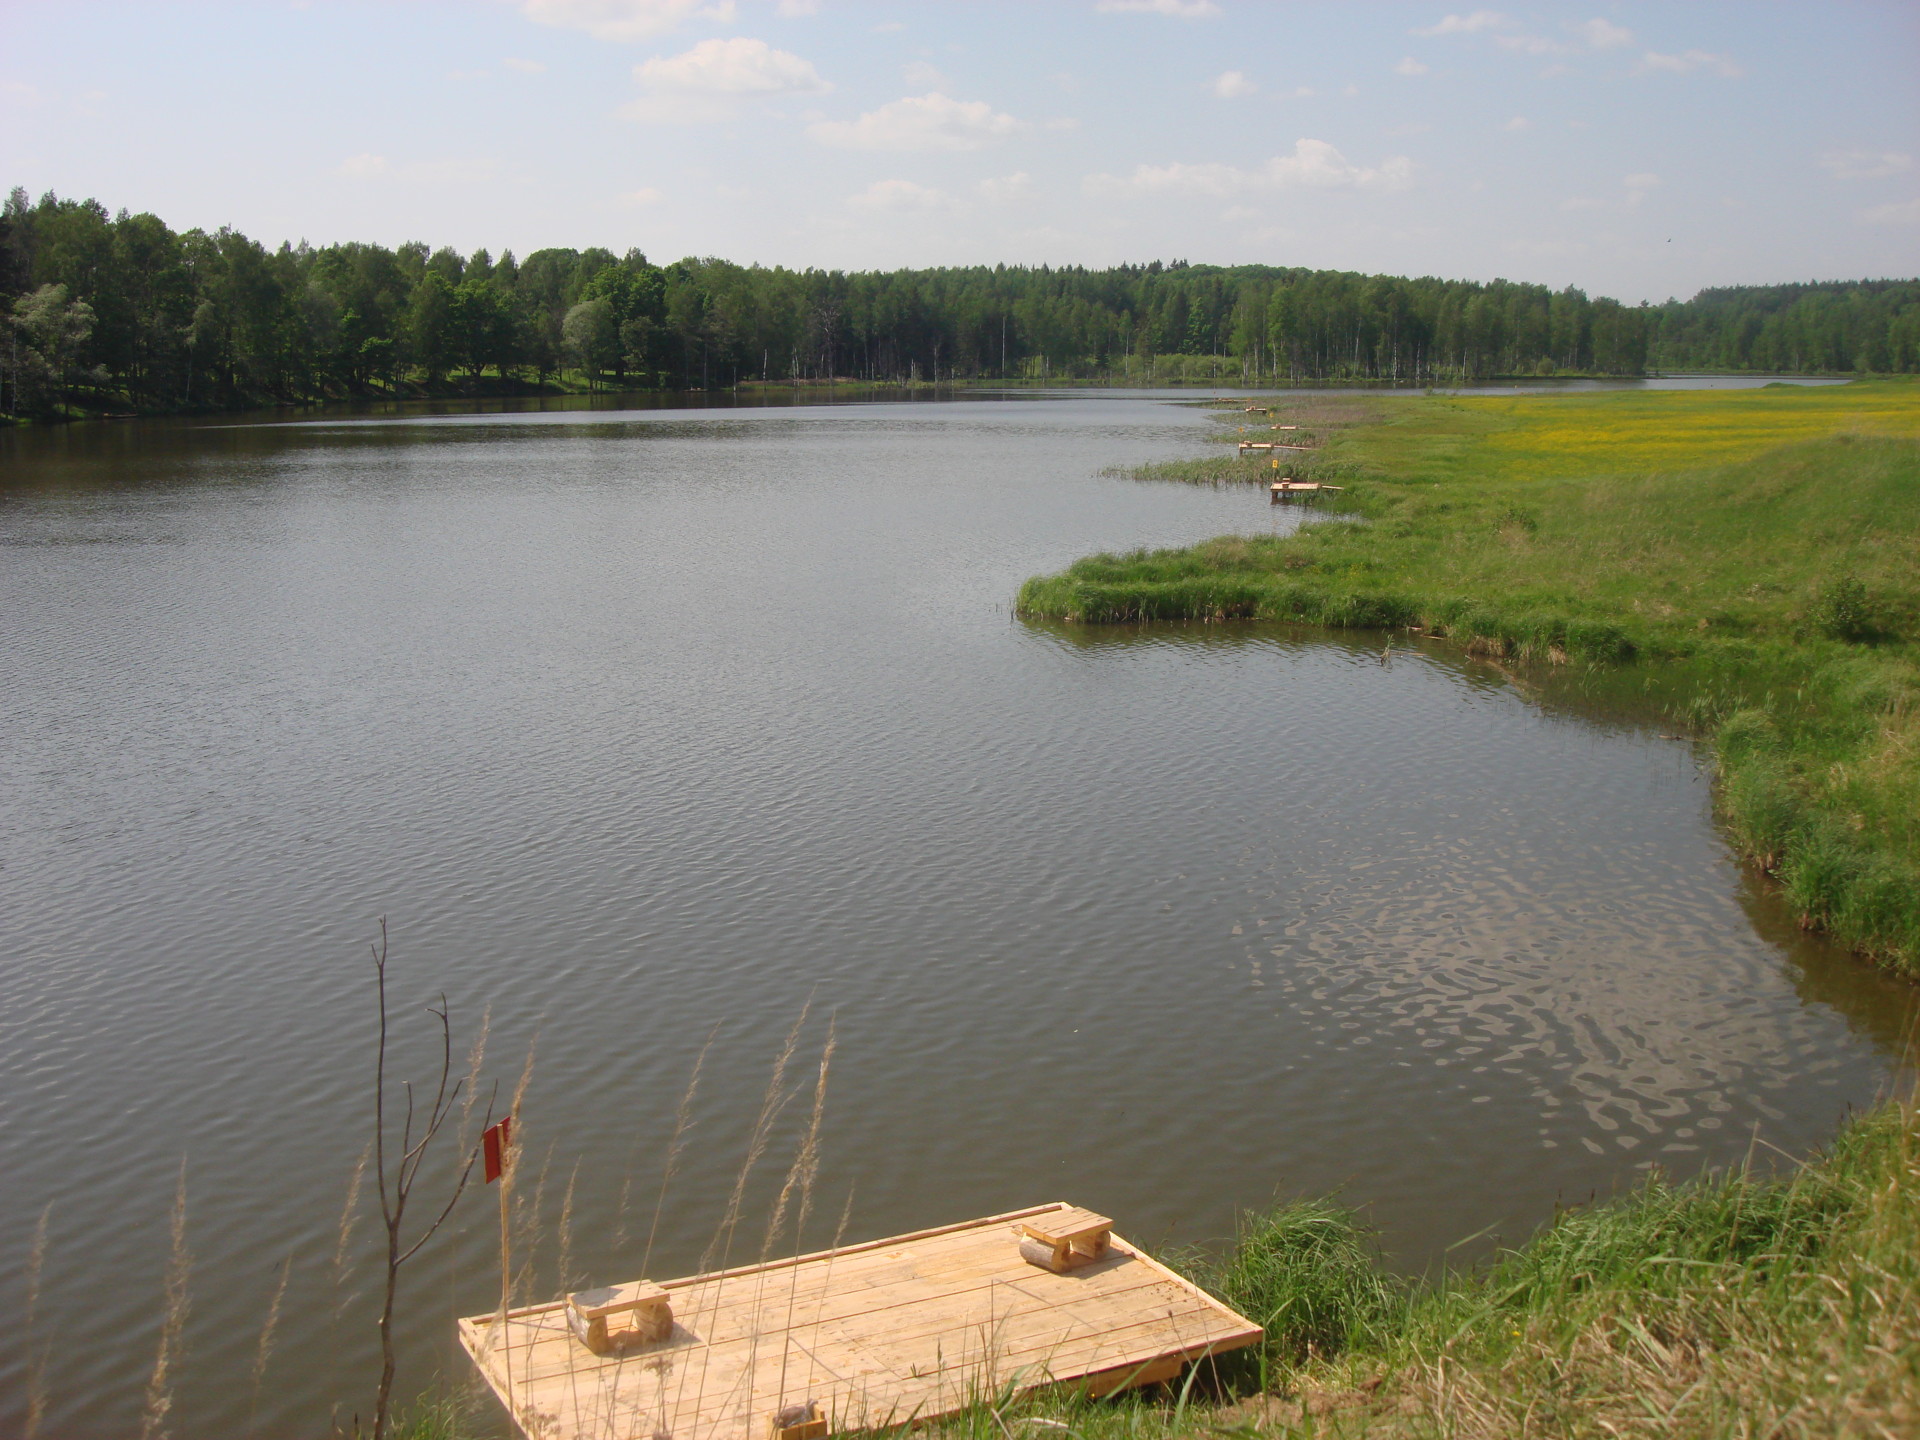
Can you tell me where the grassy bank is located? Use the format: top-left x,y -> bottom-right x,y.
1018,381 -> 1920,975
954,1090 -> 1920,1439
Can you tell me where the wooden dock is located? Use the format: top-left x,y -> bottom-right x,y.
1271,480 -> 1343,500
459,1203 -> 1262,1440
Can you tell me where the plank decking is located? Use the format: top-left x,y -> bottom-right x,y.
458,1202 -> 1262,1440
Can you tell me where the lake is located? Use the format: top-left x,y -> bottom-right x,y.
1,385 -> 1911,1438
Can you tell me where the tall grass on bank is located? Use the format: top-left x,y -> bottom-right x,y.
877,1093 -> 1920,1440
1018,381 -> 1920,975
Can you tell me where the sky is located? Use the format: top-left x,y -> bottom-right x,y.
2,0 -> 1915,303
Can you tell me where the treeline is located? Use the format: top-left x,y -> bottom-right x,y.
1649,280 -> 1920,375
2,187 -> 1916,418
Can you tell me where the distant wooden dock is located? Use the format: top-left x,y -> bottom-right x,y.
1270,480 -> 1343,501
459,1203 -> 1262,1440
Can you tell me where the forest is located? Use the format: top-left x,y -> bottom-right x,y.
3,186 -> 1917,418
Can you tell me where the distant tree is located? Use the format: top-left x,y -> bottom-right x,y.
5,283 -> 96,414
562,297 -> 617,388
406,271 -> 457,384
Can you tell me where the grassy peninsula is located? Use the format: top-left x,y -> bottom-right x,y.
1019,381 -> 1920,976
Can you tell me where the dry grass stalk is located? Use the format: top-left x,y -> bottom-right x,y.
496,1033 -> 538,1319
138,1160 -> 191,1440
557,1159 -> 582,1296
675,1005 -> 815,1427
249,1252 -> 294,1427
701,1002 -> 811,1276
333,1140 -> 373,1276
626,1021 -> 719,1270
774,1022 -> 838,1408
458,1002 -> 493,1148
23,1201 -> 51,1440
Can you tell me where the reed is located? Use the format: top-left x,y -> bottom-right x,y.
138,1160 -> 192,1440
23,1202 -> 51,1440
627,1020 -> 718,1270
248,1252 -> 293,1429
334,1140 -> 373,1277
556,1160 -> 581,1297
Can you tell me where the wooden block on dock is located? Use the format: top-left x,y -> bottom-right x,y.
567,1280 -> 671,1355
1018,1208 -> 1113,1271
771,1400 -> 828,1440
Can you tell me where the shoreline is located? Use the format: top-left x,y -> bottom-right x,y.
1017,380 -> 1920,979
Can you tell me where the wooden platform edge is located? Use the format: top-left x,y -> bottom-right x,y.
457,1204 -> 1265,1439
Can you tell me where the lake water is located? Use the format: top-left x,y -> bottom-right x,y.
1,387 -> 1912,1438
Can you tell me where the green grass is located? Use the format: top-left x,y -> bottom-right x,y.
1019,380 -> 1920,975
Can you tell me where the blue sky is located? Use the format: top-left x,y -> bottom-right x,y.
2,1 -> 1915,301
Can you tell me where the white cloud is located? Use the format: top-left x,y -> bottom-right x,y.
976,171 -> 1035,203
1559,195 -> 1603,211
337,153 -> 390,177
1861,197 -> 1920,226
808,92 -> 1019,151
1638,50 -> 1742,77
1414,11 -> 1506,37
849,179 -> 954,212
1495,33 -> 1568,55
1085,138 -> 1414,197
636,36 -> 827,93
1624,171 -> 1660,207
1822,150 -> 1912,182
617,187 -> 664,207
1095,0 -> 1222,16
1577,17 -> 1633,48
503,57 -> 548,73
1386,119 -> 1432,136
775,0 -> 819,14
1283,85 -> 1318,99
903,60 -> 948,89
1394,57 -> 1429,76
521,0 -> 736,43
1,80 -> 42,106
1504,115 -> 1531,131
1211,70 -> 1256,97
1045,116 -> 1082,130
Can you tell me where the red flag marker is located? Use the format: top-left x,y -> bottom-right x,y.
483,1115 -> 513,1184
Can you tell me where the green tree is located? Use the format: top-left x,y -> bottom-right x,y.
6,283 -> 97,415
